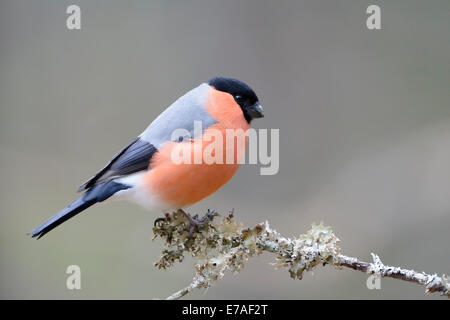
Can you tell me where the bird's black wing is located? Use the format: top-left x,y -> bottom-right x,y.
77,137 -> 157,192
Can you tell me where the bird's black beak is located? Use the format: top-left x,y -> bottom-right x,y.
247,102 -> 264,119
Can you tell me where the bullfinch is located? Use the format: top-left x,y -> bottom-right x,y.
30,77 -> 264,239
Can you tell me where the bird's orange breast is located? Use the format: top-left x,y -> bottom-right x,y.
143,87 -> 250,209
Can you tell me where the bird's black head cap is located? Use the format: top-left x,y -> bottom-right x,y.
208,77 -> 264,123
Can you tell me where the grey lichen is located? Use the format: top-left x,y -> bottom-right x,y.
267,222 -> 340,280
152,210 -> 450,299
153,209 -> 266,294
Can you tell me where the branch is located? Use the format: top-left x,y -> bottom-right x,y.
152,210 -> 450,299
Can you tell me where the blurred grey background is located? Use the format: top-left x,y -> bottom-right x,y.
1,0 -> 449,299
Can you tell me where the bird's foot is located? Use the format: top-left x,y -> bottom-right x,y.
154,212 -> 171,227
181,209 -> 218,237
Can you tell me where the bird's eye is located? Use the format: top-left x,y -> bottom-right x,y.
234,95 -> 246,103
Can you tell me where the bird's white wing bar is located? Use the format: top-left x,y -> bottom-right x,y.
78,138 -> 157,192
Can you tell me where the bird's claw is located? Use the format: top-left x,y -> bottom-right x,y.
154,213 -> 171,227
182,209 -> 218,237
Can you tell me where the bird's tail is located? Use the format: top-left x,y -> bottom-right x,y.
29,180 -> 130,239
29,197 -> 96,239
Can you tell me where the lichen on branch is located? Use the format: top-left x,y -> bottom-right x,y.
152,209 -> 450,299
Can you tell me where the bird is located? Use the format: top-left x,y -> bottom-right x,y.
30,77 -> 264,239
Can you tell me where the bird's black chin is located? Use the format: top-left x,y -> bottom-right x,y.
244,102 -> 264,123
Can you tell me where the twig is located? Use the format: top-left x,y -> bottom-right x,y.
165,275 -> 206,300
336,253 -> 450,295
152,210 -> 450,299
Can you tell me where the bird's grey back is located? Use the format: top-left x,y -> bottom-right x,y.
139,83 -> 216,148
